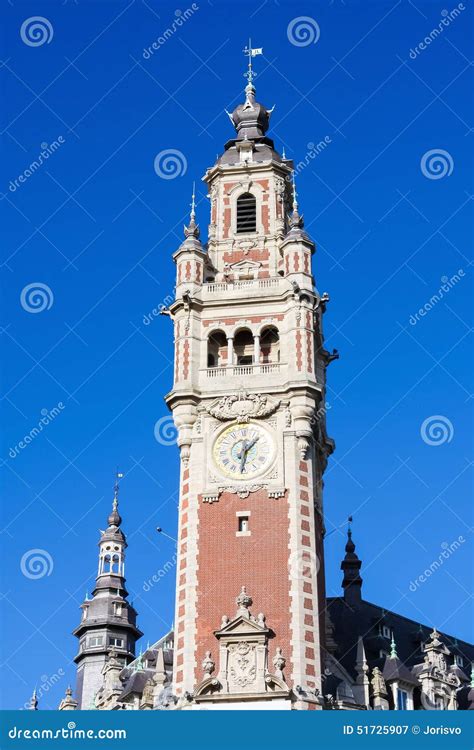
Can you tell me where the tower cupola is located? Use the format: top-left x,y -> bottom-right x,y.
73,473 -> 142,709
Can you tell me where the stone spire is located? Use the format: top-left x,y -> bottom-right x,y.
58,686 -> 78,711
390,635 -> 398,659
341,519 -> 363,606
289,173 -> 304,230
183,182 -> 200,240
29,688 -> 38,710
73,472 -> 142,710
354,636 -> 370,708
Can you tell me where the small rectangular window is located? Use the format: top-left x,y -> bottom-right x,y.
454,655 -> 464,667
382,626 -> 391,639
238,517 -> 249,533
236,512 -> 251,536
87,636 -> 103,647
109,637 -> 123,648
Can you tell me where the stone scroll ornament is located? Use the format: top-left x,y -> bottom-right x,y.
205,389 -> 280,423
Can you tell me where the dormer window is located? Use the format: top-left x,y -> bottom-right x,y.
236,193 -> 256,233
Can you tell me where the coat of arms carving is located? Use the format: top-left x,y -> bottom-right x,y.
205,389 -> 280,423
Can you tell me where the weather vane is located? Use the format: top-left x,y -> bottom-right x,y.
114,468 -> 124,502
243,38 -> 263,85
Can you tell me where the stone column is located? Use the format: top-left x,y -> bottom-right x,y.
254,334 -> 260,366
227,335 -> 234,366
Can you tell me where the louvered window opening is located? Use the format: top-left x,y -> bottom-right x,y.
236,193 -> 257,233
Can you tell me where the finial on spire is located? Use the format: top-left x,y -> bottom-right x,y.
29,688 -> 38,710
243,39 -> 263,88
288,171 -> 304,231
390,635 -> 398,658
190,181 -> 196,221
184,182 -> 200,240
108,470 -> 123,528
292,172 -> 298,212
113,469 -> 123,503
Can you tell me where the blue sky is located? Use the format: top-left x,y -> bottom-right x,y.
1,0 -> 472,710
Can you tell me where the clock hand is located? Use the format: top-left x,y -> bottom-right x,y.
239,440 -> 248,472
245,436 -> 259,451
237,439 -> 247,461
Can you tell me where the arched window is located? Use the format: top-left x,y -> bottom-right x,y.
111,554 -> 120,574
207,330 -> 227,368
236,193 -> 256,234
260,327 -> 280,364
234,329 -> 254,365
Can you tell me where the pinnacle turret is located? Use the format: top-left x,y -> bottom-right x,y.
341,519 -> 363,605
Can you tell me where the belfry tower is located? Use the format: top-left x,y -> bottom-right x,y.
73,477 -> 142,709
165,50 -> 334,709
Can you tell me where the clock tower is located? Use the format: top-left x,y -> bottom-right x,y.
165,53 -> 334,709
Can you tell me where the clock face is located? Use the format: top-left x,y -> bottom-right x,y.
213,422 -> 275,479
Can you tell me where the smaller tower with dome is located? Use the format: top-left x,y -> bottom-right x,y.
73,473 -> 142,709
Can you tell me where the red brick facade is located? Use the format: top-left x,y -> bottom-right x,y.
193,489 -> 292,687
